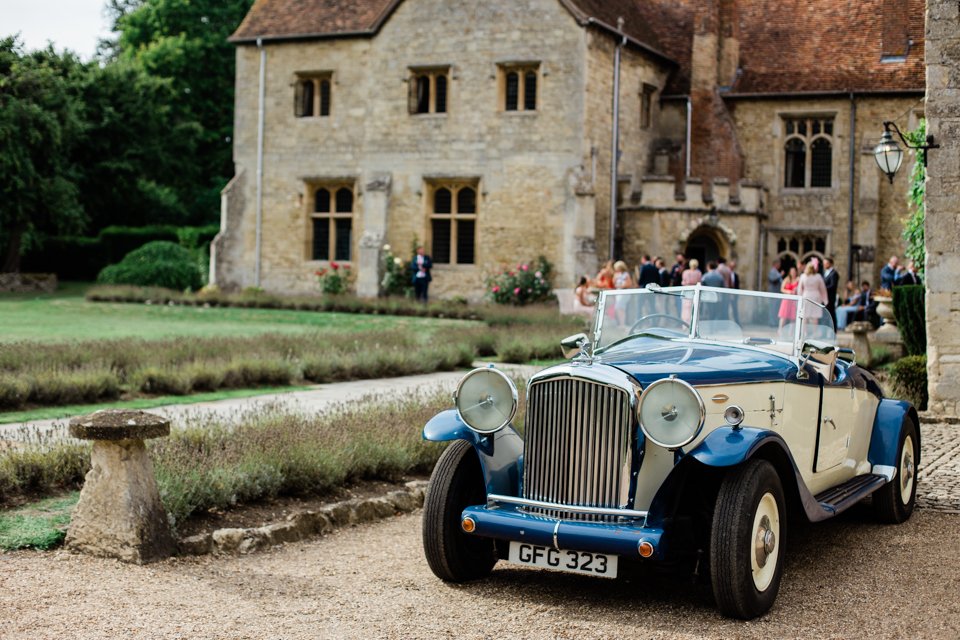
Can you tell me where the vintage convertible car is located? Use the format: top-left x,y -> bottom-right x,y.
421,285 -> 919,619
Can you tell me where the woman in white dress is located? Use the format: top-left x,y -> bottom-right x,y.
797,261 -> 828,325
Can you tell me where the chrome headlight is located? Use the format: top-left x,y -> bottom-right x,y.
454,367 -> 518,434
638,378 -> 705,449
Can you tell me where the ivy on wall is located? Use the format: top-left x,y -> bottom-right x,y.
902,120 -> 926,274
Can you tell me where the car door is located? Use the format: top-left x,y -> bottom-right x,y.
816,358 -> 856,472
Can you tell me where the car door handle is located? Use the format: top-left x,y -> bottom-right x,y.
823,417 -> 836,430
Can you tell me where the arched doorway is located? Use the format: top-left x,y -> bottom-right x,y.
685,225 -> 730,267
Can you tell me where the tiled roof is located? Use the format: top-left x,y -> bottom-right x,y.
229,0 -> 399,42
230,0 -> 925,95
649,0 -> 925,96
727,0 -> 926,95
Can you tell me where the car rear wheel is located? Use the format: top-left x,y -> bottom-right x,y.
422,440 -> 497,582
710,459 -> 786,619
873,415 -> 919,524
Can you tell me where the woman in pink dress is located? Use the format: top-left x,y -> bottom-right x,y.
778,266 -> 799,328
797,262 -> 829,325
680,259 -> 702,323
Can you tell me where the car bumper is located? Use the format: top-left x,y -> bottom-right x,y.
461,503 -> 667,561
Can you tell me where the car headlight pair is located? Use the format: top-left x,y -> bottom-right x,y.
638,378 -> 705,449
455,367 -> 518,433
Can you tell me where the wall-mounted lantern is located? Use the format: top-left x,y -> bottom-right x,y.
873,121 -> 939,183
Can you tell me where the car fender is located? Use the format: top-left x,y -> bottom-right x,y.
685,426 -> 784,468
868,399 -> 920,477
651,426 -> 832,523
422,409 -> 523,496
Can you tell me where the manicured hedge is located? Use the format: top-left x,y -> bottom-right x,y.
21,224 -> 219,281
97,241 -> 204,291
893,285 -> 926,356
889,354 -> 928,411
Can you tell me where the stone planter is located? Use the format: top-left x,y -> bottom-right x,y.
873,296 -> 902,345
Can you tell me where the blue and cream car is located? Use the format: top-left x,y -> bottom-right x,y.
421,285 -> 920,619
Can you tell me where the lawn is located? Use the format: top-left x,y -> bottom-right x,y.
0,283 -> 466,343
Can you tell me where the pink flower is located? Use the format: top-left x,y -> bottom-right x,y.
508,271 -> 515,277
514,287 -> 521,295
534,271 -> 542,278
520,264 -> 529,271
492,286 -> 500,293
330,262 -> 339,270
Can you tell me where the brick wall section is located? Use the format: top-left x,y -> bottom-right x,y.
924,0 -> 960,417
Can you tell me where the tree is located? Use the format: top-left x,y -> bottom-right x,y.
106,0 -> 254,224
0,38 -> 85,272
73,60 -> 200,230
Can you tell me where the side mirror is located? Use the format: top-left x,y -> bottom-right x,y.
837,347 -> 856,365
561,333 -> 589,359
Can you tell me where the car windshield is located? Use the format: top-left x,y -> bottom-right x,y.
593,286 -> 836,357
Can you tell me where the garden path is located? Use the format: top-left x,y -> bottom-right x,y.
0,362 -> 541,441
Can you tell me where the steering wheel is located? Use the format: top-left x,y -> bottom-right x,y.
629,314 -> 690,334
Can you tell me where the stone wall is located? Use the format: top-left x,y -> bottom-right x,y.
621,176 -> 766,288
730,95 -> 921,288
0,273 -> 57,293
582,29 -> 671,267
924,0 -> 960,416
222,0 -> 647,299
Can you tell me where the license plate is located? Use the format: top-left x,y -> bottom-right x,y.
507,542 -> 618,579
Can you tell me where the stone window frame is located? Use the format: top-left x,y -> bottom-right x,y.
781,114 -> 836,191
497,62 -> 540,113
640,83 -> 657,129
426,179 -> 479,266
771,229 -> 830,275
306,180 -> 355,263
409,66 -> 450,115
295,72 -> 333,118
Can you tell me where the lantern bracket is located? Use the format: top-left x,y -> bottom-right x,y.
883,121 -> 939,168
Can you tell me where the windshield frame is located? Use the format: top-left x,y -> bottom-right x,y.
593,285 -> 831,359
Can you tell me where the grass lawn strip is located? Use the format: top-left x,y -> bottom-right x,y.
0,286 -> 464,344
0,493 -> 78,550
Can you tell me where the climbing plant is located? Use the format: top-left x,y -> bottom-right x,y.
902,120 -> 926,274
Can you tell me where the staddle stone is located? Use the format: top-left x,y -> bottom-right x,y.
68,409 -> 170,441
65,410 -> 175,564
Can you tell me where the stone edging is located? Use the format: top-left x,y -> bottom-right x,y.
177,480 -> 427,556
920,412 -> 960,425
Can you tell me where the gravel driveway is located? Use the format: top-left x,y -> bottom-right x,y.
2,506 -> 959,639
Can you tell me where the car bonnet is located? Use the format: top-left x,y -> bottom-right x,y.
597,338 -> 798,387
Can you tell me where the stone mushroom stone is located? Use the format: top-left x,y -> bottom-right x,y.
65,410 -> 175,564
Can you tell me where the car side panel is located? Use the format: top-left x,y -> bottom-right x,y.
422,409 -> 523,496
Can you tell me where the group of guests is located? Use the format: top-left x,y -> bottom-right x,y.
768,254 -> 922,331
768,257 -> 834,328
572,253 -> 743,315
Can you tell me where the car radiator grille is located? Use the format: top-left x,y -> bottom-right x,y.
522,377 -> 633,521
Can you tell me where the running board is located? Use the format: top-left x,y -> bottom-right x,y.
813,474 -> 888,518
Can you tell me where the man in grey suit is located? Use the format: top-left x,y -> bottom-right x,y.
823,257 -> 839,326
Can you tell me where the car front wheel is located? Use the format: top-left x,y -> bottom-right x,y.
422,440 -> 497,582
710,459 -> 786,619
873,415 -> 920,524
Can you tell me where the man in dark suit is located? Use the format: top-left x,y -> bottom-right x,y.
823,257 -> 839,326
411,245 -> 432,303
895,261 -> 921,286
638,254 -> 660,288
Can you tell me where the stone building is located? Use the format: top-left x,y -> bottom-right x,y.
215,0 -> 925,299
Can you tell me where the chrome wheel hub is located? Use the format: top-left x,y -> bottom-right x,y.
754,515 -> 776,568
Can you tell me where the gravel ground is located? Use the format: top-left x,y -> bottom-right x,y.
2,506 -> 959,639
